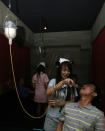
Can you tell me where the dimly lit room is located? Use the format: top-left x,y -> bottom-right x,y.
0,0 -> 105,130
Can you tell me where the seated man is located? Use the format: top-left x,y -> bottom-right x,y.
56,84 -> 105,131
18,77 -> 34,99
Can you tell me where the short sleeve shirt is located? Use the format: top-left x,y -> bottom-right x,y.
47,78 -> 68,118
32,72 -> 49,103
60,102 -> 105,131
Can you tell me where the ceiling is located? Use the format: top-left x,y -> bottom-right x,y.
1,0 -> 105,33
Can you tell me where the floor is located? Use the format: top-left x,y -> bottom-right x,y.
0,91 -> 45,131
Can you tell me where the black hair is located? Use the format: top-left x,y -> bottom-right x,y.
80,83 -> 102,110
91,83 -> 102,110
36,64 -> 45,75
71,74 -> 78,82
56,61 -> 72,84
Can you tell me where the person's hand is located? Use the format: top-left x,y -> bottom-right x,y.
48,100 -> 57,107
64,78 -> 75,88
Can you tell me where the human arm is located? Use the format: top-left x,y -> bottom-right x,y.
47,78 -> 75,107
43,74 -> 49,89
44,82 -> 48,88
56,121 -> 64,131
48,100 -> 67,107
32,75 -> 36,88
56,104 -> 66,131
47,78 -> 74,96
95,113 -> 105,131
46,80 -> 65,96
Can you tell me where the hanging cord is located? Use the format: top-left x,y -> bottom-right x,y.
8,0 -> 11,9
9,44 -> 48,119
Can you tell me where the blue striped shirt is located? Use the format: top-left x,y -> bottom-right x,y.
59,102 -> 105,131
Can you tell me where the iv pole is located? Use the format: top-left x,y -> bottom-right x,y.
3,0 -> 47,119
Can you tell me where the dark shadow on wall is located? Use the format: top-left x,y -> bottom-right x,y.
15,26 -> 26,46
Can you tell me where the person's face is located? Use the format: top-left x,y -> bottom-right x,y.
79,84 -> 97,97
61,66 -> 70,80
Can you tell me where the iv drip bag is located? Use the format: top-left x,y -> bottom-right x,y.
4,15 -> 17,45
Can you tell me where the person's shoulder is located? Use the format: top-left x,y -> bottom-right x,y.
65,102 -> 77,108
42,72 -> 48,77
49,78 -> 56,82
48,78 -> 56,86
32,74 -> 37,78
40,72 -> 45,76
91,105 -> 104,116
